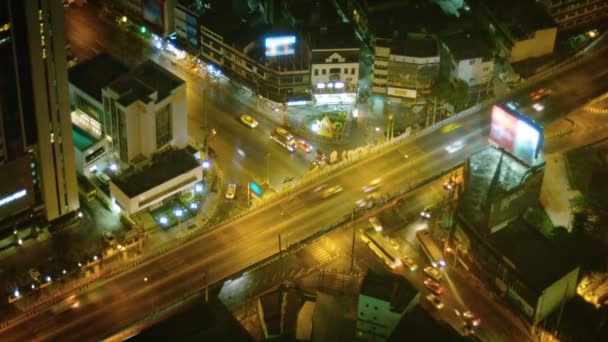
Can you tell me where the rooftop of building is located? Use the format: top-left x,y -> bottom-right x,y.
132,297 -> 253,341
360,268 -> 418,313
367,0 -> 469,39
200,1 -> 309,72
199,0 -> 266,51
389,35 -> 438,58
72,125 -> 99,152
306,0 -> 360,51
441,31 -> 493,60
476,0 -> 556,40
389,306 -> 465,342
490,219 -> 577,293
68,53 -> 129,103
112,148 -> 200,198
459,145 -> 545,227
106,60 -> 185,107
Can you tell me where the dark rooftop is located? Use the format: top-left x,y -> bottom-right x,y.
390,36 -> 438,58
107,60 -> 185,107
367,0 -> 461,38
459,146 -> 544,227
360,268 -> 418,313
311,48 -> 359,65
441,32 -> 492,60
112,149 -> 200,197
490,219 -> 577,294
131,297 -> 253,342
68,53 -> 129,102
199,0 -> 265,50
477,0 -> 556,40
389,306 -> 466,342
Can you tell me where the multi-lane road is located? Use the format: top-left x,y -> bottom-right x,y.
1,24 -> 607,338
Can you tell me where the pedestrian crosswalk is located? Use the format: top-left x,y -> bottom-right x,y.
308,243 -> 334,265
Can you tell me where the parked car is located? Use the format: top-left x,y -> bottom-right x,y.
103,231 -> 116,245
225,184 -> 237,199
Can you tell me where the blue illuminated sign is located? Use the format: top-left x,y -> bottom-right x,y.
250,182 -> 263,197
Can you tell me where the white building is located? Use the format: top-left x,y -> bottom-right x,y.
102,60 -> 187,166
110,148 -> 202,215
440,32 -> 494,89
311,48 -> 360,105
373,35 -> 440,102
356,269 -> 419,341
68,53 -> 131,175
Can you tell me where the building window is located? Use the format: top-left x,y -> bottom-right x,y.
469,60 -> 476,65
156,104 -> 173,148
351,68 -> 356,74
322,69 -> 326,75
314,69 -> 319,76
344,68 -> 348,74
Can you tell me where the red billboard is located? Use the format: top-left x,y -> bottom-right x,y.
489,105 -> 543,164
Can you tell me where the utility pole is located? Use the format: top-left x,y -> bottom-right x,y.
278,234 -> 283,284
203,272 -> 208,302
432,97 -> 438,125
265,153 -> 270,186
282,103 -> 288,127
350,209 -> 356,272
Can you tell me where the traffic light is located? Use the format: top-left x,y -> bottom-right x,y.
140,26 -> 147,34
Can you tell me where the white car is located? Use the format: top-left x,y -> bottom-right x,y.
369,217 -> 383,232
532,102 -> 544,112
420,207 -> 432,219
426,293 -> 444,310
362,178 -> 382,193
445,140 -> 464,153
97,172 -> 111,184
225,184 -> 237,199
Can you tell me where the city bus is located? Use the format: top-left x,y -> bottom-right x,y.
416,229 -> 446,268
78,175 -> 97,202
360,229 -> 402,270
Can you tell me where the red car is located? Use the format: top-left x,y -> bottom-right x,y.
296,139 -> 312,153
424,278 -> 444,295
529,87 -> 551,101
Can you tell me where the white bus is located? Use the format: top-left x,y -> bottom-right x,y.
416,229 -> 446,268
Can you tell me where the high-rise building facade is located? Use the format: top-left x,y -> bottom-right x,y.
0,0 -> 79,229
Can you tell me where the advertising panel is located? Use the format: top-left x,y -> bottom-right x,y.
387,87 -> 417,99
0,157 -> 35,222
489,105 -> 542,164
265,36 -> 296,57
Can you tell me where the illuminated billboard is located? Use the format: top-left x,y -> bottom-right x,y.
265,36 -> 296,57
489,105 -> 543,164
